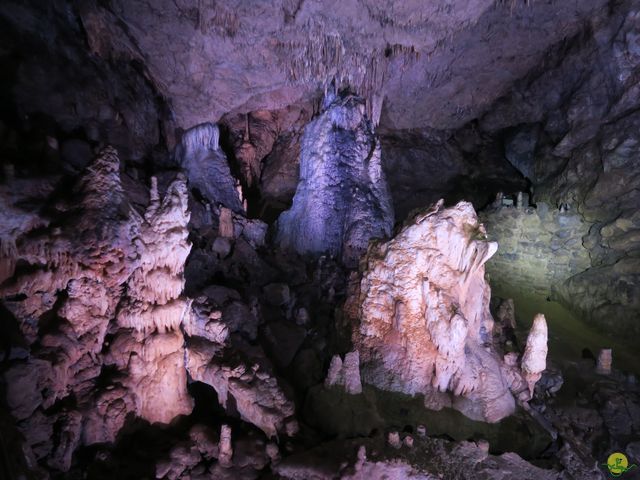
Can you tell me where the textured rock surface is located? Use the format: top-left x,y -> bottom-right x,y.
67,0 -> 606,133
274,435 -> 565,480
186,338 -> 297,439
324,351 -> 363,395
175,123 -> 244,213
347,200 -> 541,422
277,94 -> 394,267
2,0 -> 640,478
521,314 -> 548,396
480,202 -> 591,298
0,147 -> 196,469
0,146 -> 295,473
473,5 -> 640,335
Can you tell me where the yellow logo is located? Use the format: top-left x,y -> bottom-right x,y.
604,452 -> 637,477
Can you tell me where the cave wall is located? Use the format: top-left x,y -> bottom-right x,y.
0,0 -> 170,170
480,203 -> 591,298
474,3 -> 640,336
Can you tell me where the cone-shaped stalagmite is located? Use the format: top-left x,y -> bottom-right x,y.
521,314 -> 548,396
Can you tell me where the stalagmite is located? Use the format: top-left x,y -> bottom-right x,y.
218,206 -> 235,238
596,348 -> 612,375
521,314 -> 549,396
343,351 -> 363,395
355,445 -> 367,471
219,424 -> 233,468
348,200 -> 529,422
276,93 -> 394,267
325,355 -> 344,388
323,351 -> 362,394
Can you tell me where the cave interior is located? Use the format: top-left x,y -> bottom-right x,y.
1,1 -> 640,479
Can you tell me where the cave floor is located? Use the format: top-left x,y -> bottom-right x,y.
494,287 -> 639,376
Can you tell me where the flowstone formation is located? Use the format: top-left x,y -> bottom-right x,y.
0,146 -> 295,473
0,146 -> 195,470
175,123 -> 244,213
346,200 -> 547,422
276,93 -> 394,267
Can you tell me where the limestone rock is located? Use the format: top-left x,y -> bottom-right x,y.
184,298 -> 228,344
218,206 -> 235,238
48,410 -> 82,472
276,94 -> 394,267
324,351 -> 362,395
186,340 -> 296,439
175,123 -> 243,213
596,348 -> 612,375
219,425 -> 233,468
0,147 -> 196,469
521,314 -> 548,396
325,355 -> 344,388
348,200 -> 525,422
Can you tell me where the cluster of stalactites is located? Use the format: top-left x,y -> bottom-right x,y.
179,122 -> 220,154
117,174 -> 192,334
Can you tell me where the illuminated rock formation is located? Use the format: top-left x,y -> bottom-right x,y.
218,424 -> 233,468
347,200 -> 544,422
175,123 -> 244,213
596,348 -> 612,375
276,94 -> 394,267
0,147 -> 195,467
521,314 -> 548,396
324,351 -> 363,395
186,339 -> 297,439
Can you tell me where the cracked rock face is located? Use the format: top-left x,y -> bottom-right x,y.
277,94 -> 394,267
347,200 -> 538,422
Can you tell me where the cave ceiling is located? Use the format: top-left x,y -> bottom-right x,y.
73,0 -> 608,131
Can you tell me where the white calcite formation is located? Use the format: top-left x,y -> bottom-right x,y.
521,314 -> 549,396
276,94 -> 394,267
324,351 -> 363,394
347,200 -> 546,423
186,338 -> 297,439
107,166 -> 195,425
0,148 -> 196,466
